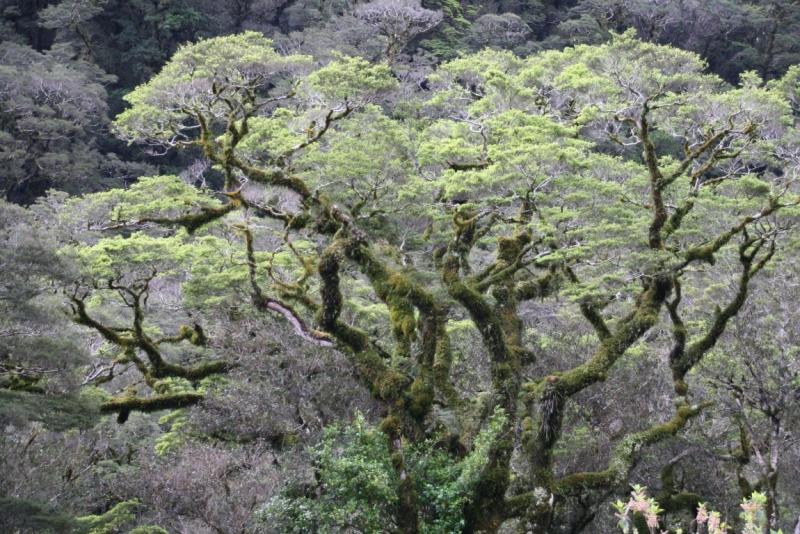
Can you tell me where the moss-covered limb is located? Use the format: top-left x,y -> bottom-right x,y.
77,279 -> 235,387
193,98 -> 314,199
231,155 -> 313,199
665,281 -> 688,395
448,208 -> 498,275
471,233 -> 534,294
440,251 -> 520,531
515,265 -> 563,302
347,240 -> 421,364
437,222 -> 526,530
274,281 -> 321,315
440,253 -> 516,412
579,302 -> 613,342
429,314 -> 467,420
94,200 -> 239,234
671,238 -> 774,386
115,346 -> 150,379
553,402 -> 712,496
283,106 -> 354,156
661,194 -> 696,237
663,127 -> 736,187
156,324 -> 207,346
137,201 -> 240,235
315,237 -> 413,406
655,454 -> 702,516
120,283 -> 179,376
100,392 -> 205,415
564,267 -> 611,342
325,213 -> 459,422
520,278 -> 671,530
520,374 -> 570,530
150,359 -> 237,381
239,197 -> 296,225
636,98 -> 738,250
679,199 -> 782,267
68,296 -> 134,348
637,101 -> 669,251
464,236 -> 538,531
529,277 -> 671,402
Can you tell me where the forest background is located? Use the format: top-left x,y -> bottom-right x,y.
2,0 -> 800,533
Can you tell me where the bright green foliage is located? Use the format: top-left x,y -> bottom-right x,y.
114,32 -> 312,150
76,499 -> 139,534
307,56 -> 398,108
262,410 -> 508,533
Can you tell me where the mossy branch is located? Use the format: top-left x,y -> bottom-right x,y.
655,454 -> 702,515
671,237 -> 775,388
679,198 -> 786,267
527,278 -> 671,401
70,281 -> 234,419
515,265 -> 562,302
554,402 -> 712,495
100,392 -> 205,418
68,296 -> 134,348
316,236 -> 410,403
566,266 -> 611,342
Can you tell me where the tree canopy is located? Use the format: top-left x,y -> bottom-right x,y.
16,30 -> 794,533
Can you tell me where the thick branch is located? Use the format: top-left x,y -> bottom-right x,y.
554,402 -> 712,495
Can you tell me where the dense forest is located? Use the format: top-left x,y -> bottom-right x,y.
2,1 -> 800,533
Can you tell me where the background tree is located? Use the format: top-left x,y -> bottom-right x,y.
355,0 -> 443,64
0,41 -> 152,202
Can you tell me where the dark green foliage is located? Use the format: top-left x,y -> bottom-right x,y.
0,41 -> 152,202
0,390 -> 101,431
0,497 -> 82,534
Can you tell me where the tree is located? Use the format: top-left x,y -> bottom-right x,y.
701,273 -> 800,531
64,32 -> 800,533
355,0 -> 443,64
463,14 -> 532,55
0,41 -> 152,203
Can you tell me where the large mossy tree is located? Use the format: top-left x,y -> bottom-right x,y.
59,31 -> 800,533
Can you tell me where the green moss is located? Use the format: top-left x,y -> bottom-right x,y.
100,392 -> 204,418
378,372 -> 412,400
409,378 -> 433,417
554,402 -> 712,495
380,415 -> 403,438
